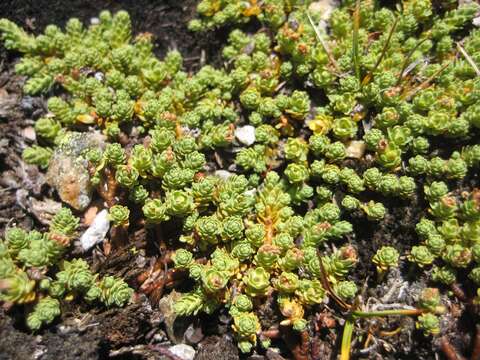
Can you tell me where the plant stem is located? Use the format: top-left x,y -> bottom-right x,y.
340,318 -> 354,360
307,11 -> 340,73
457,42 -> 480,76
316,249 -> 350,310
339,308 -> 423,360
450,282 -> 468,302
396,37 -> 429,86
352,0 -> 361,81
352,308 -> 422,318
362,17 -> 399,86
402,61 -> 451,100
440,337 -> 466,360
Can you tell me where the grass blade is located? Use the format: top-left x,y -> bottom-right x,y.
396,37 -> 429,86
307,11 -> 340,72
352,0 -> 361,80
362,16 -> 399,86
457,41 -> 480,76
340,318 -> 355,360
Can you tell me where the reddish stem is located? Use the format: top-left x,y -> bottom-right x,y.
262,328 -> 281,339
471,325 -> 480,360
97,167 -> 118,207
451,283 -> 468,303
440,337 -> 466,360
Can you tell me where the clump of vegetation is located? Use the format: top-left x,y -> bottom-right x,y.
0,208 -> 132,330
1,0 -> 480,357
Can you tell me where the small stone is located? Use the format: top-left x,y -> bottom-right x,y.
184,323 -> 204,345
345,140 -> 366,159
29,198 -> 62,225
94,72 -> 105,82
21,162 -> 46,195
0,138 -> 9,155
0,170 -> 19,189
214,170 -> 233,180
46,131 -> 105,210
80,209 -> 110,251
22,127 -> 36,141
32,347 -> 47,359
309,0 -> 339,21
243,42 -> 255,55
234,125 -> 256,146
135,254 -> 147,268
83,204 -> 100,226
308,0 -> 340,33
158,291 -> 182,343
152,333 -> 165,343
19,96 -> 36,113
0,89 -> 19,118
266,349 -> 286,360
244,189 -> 256,197
168,344 -> 195,360
15,188 -> 29,210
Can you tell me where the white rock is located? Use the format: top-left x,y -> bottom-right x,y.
474,16 -> 480,27
46,132 -> 105,210
345,140 -> 366,159
80,209 -> 110,251
168,344 -> 195,360
214,170 -> 234,180
22,126 -> 36,141
244,189 -> 257,197
308,0 -> 340,30
29,198 -> 62,225
94,72 -> 105,82
234,125 -> 256,146
309,0 -> 339,20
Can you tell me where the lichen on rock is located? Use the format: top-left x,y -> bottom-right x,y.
46,131 -> 105,210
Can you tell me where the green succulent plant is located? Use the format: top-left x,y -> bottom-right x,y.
0,209 -> 132,330
372,246 -> 400,276
3,0 -> 480,355
109,205 -> 130,227
26,297 -> 61,331
408,246 -> 435,267
416,313 -> 440,336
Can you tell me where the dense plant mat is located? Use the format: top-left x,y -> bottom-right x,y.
1,0 -> 480,359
